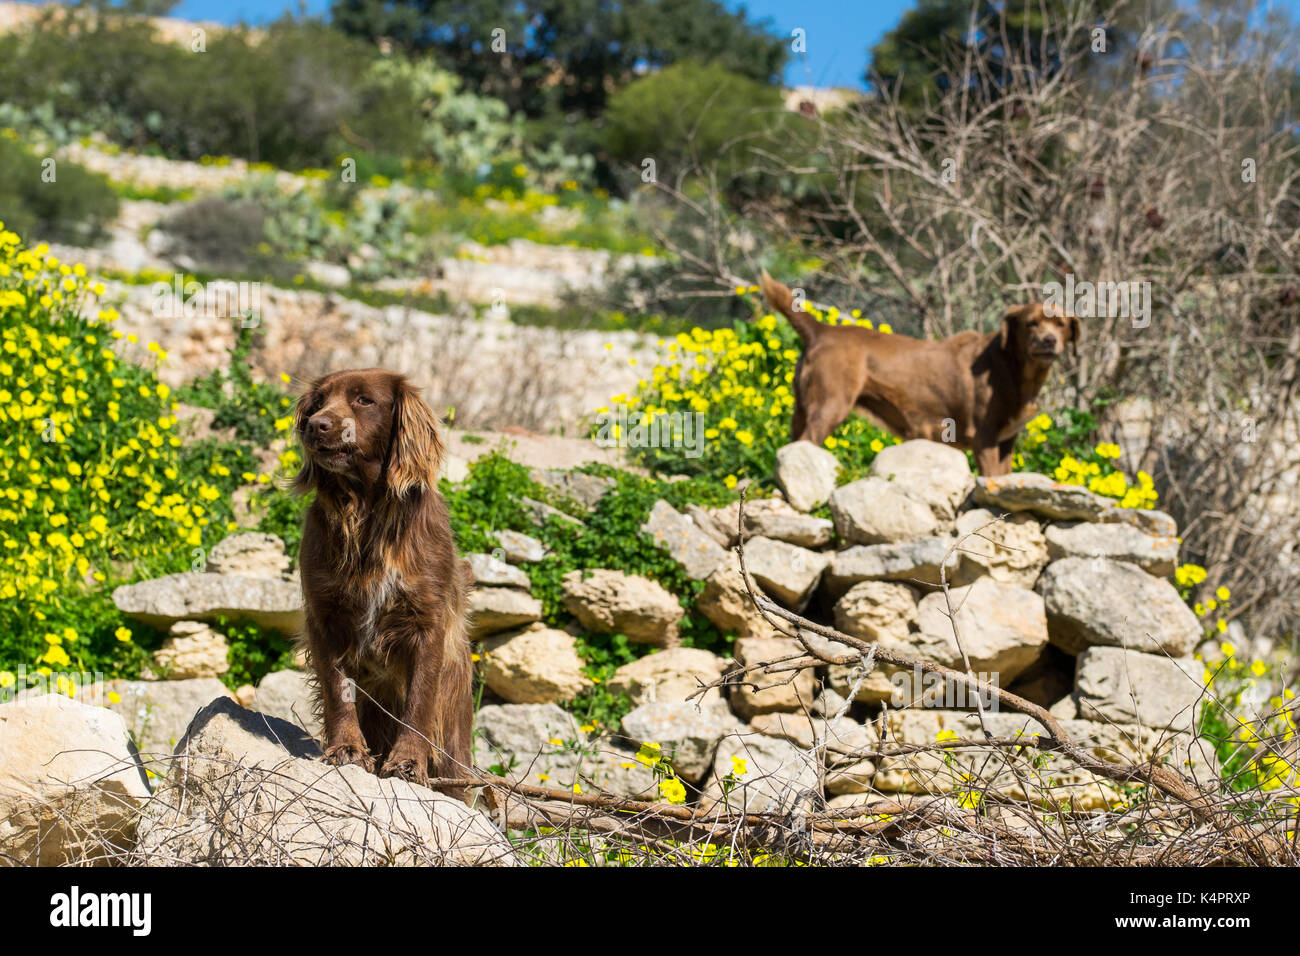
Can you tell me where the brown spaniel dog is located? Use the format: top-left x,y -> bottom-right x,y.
293,368 -> 473,798
760,273 -> 1079,475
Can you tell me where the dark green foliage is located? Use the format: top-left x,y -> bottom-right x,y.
331,0 -> 788,118
0,12 -> 424,168
0,138 -> 120,244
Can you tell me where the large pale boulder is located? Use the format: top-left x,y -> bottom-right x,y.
253,669 -> 319,737
1036,558 -> 1201,657
744,508 -> 834,548
561,569 -> 684,646
742,536 -> 831,608
468,586 -> 543,637
112,572 -> 304,633
833,580 -> 918,643
640,499 -> 729,580
728,637 -> 817,719
481,624 -> 591,704
137,699 -> 513,865
147,620 -> 230,680
1074,646 -> 1202,731
830,477 -> 938,545
951,509 -> 1049,589
607,647 -> 728,706
206,532 -> 290,578
0,696 -> 151,866
911,577 -> 1050,684
868,440 -> 975,521
774,441 -> 841,512
620,700 -> 742,783
1044,522 -> 1178,578
825,537 -> 960,595
696,565 -> 782,639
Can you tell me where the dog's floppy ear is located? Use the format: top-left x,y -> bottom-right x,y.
999,306 -> 1025,351
385,377 -> 446,498
1068,314 -> 1081,359
291,384 -> 321,495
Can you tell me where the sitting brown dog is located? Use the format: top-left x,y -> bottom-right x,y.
293,368 -> 473,799
760,273 -> 1078,475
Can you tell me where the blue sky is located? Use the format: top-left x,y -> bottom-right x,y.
164,0 -> 912,88
45,0 -> 1300,90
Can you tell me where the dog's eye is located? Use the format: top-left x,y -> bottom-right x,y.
355,395 -> 374,407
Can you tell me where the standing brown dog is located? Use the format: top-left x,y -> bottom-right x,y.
760,273 -> 1078,475
293,368 -> 473,799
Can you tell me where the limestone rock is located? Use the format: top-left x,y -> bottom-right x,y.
467,552 -> 532,589
1074,646 -> 1202,731
640,499 -> 729,580
830,477 -> 938,545
728,637 -> 817,719
743,536 -> 831,608
475,703 -> 580,764
826,537 -> 959,595
529,468 -> 615,509
696,564 -> 782,639
620,700 -> 742,783
974,474 -> 1177,537
561,569 -> 684,646
1044,522 -> 1178,578
774,441 -> 840,512
833,580 -> 918,644
951,509 -> 1048,589
102,677 -> 235,760
147,620 -> 230,680
868,439 -> 975,521
607,647 -> 728,706
1037,558 -> 1201,657
703,732 -> 821,813
493,529 -> 548,563
253,669 -> 319,737
468,586 -> 543,637
113,572 -> 304,633
0,696 -> 151,866
911,577 -> 1050,684
481,624 -> 591,704
206,532 -> 290,578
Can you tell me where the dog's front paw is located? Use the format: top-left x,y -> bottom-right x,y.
379,744 -> 430,787
323,742 -> 375,773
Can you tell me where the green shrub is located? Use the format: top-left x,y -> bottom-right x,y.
0,14 -> 424,170
0,135 -> 120,245
603,62 -> 785,181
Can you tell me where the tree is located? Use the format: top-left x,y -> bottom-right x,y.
866,0 -> 1123,108
330,0 -> 789,117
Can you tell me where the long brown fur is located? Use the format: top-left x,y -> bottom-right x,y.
292,368 -> 474,801
759,272 -> 1079,475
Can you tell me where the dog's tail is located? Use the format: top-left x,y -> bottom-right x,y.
760,271 -> 823,346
